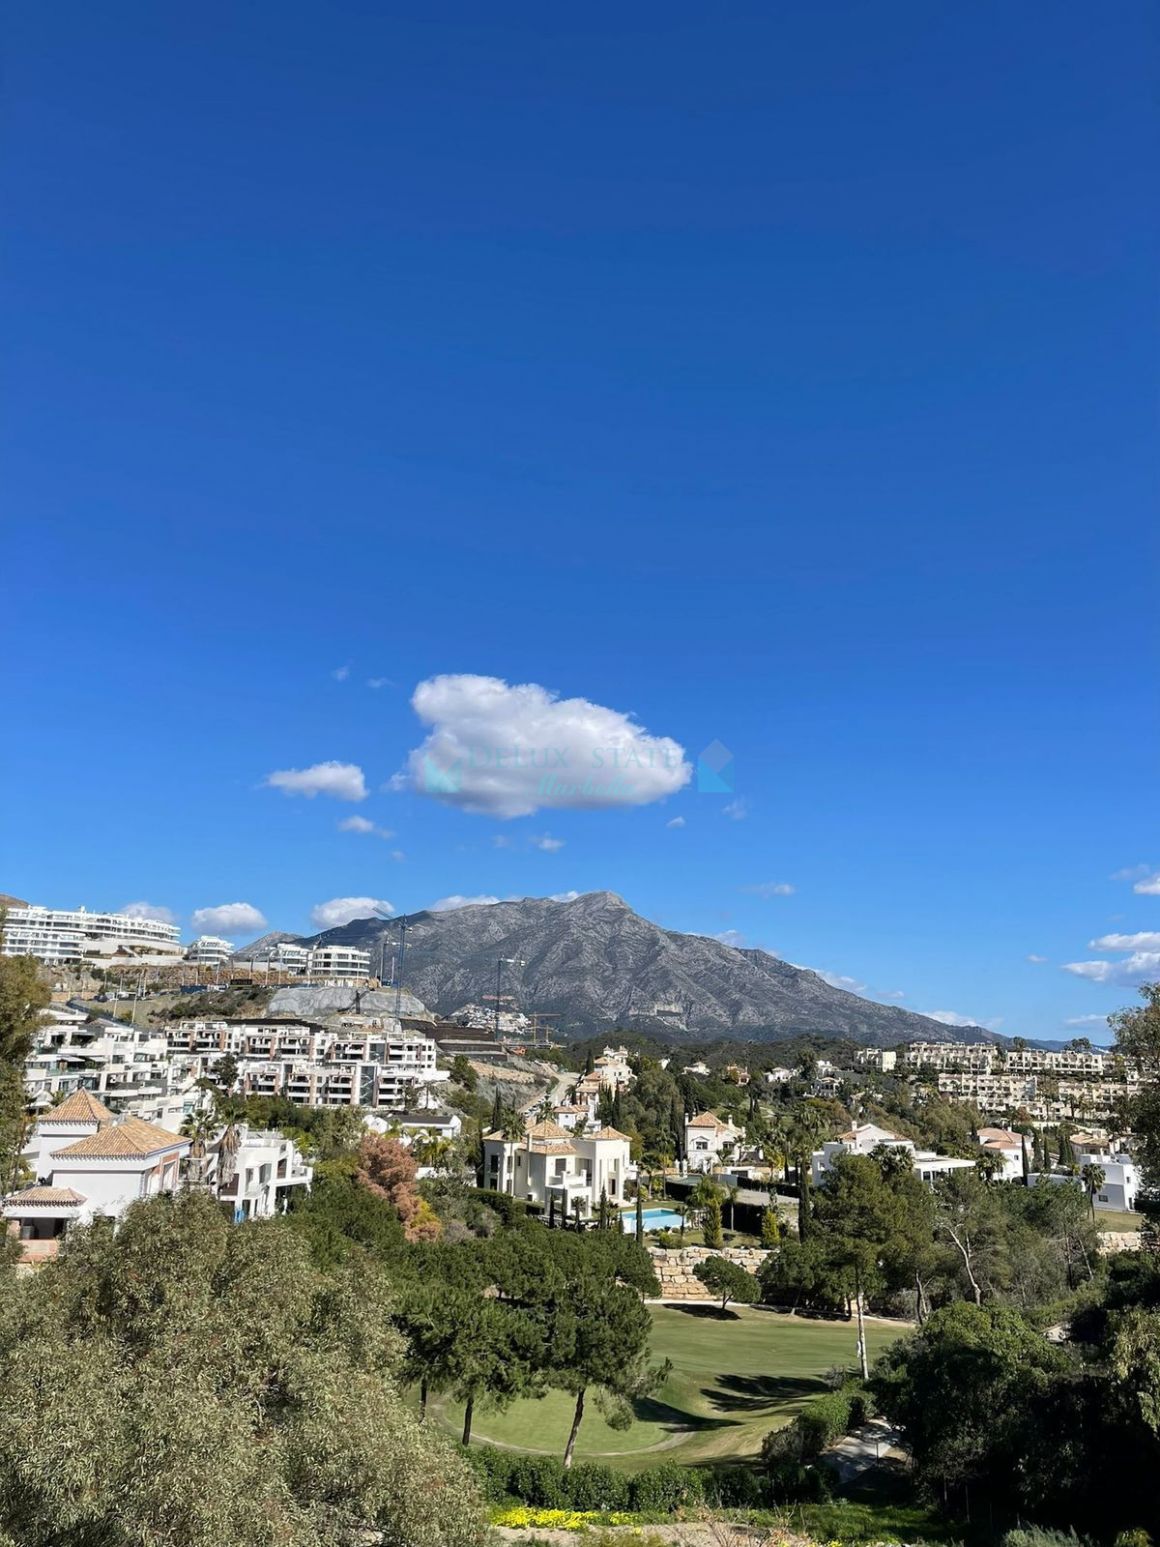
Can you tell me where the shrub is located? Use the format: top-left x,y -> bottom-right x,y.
1113,1534 -> 1153,1547
704,1464 -> 764,1508
461,1444 -> 513,1501
1003,1530 -> 1095,1547
504,1454 -> 568,1509
627,1462 -> 704,1512
563,1463 -> 629,1513
765,1458 -> 833,1503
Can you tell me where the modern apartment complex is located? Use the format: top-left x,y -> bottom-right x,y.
185,935 -> 234,966
1,905 -> 183,966
166,1016 -> 442,1109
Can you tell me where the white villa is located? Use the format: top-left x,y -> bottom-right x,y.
976,1126 -> 1025,1179
811,1122 -> 976,1187
4,1094 -> 191,1265
684,1111 -> 743,1172
482,1119 -> 632,1220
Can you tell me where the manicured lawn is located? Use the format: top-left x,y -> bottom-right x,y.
1098,1209 -> 1143,1232
436,1304 -> 904,1467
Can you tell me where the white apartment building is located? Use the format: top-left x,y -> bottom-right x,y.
1033,1153 -> 1140,1213
205,1124 -> 314,1221
854,1048 -> 897,1073
185,935 -> 234,966
167,1016 -> 441,1110
483,1119 -> 632,1219
2,905 -> 183,965
906,1041 -> 1125,1079
25,1014 -> 199,1132
304,944 -> 371,981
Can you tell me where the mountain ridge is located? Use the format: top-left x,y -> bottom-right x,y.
237,891 -> 1000,1047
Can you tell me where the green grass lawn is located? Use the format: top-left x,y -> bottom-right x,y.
436,1305 -> 904,1468
1097,1209 -> 1143,1232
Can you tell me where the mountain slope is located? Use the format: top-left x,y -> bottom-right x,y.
239,891 -> 994,1047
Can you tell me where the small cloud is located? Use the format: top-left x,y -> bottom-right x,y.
191,902 -> 268,935
366,677 -> 395,690
815,969 -> 868,995
1090,931 -> 1160,951
121,901 -> 177,925
1134,874 -> 1160,896
332,664 -> 351,682
428,894 -> 503,912
310,896 -> 394,929
712,929 -> 747,948
1065,1014 -> 1110,1028
265,761 -> 368,802
883,989 -> 906,1001
1026,953 -> 1048,964
549,890 -> 580,903
1063,951 -> 1160,985
1112,863 -> 1153,881
390,849 -> 406,863
492,835 -> 513,849
742,881 -> 795,898
338,815 -> 396,839
723,798 -> 749,821
922,1009 -> 982,1028
666,816 -> 686,829
532,833 -> 566,852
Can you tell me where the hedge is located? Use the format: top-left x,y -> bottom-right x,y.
461,1445 -> 829,1511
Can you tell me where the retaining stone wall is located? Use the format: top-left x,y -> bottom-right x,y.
648,1244 -> 769,1299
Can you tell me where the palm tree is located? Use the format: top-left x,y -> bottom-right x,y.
1081,1162 -> 1106,1219
500,1109 -> 526,1142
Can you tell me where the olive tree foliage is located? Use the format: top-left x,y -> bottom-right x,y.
0,1191 -> 487,1547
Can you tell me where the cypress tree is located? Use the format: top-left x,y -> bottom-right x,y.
490,1089 -> 503,1131
635,1188 -> 644,1245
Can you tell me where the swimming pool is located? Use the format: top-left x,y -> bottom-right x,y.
620,1207 -> 684,1233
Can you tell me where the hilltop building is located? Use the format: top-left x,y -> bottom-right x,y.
1,904 -> 183,966
482,1119 -> 631,1220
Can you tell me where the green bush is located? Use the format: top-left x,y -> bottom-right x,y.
563,1462 -> 630,1512
704,1464 -> 764,1508
460,1445 -> 513,1501
1113,1533 -> 1153,1547
504,1454 -> 569,1508
627,1462 -> 704,1512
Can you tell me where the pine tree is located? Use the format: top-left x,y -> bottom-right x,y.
703,1196 -> 724,1250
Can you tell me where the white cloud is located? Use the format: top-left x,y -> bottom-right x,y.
815,969 -> 867,994
1090,931 -> 1160,951
1066,1014 -> 1110,1028
666,816 -> 686,829
1134,874 -> 1160,896
337,815 -> 396,839
532,833 -> 566,852
549,891 -> 580,903
427,894 -> 503,912
394,674 -> 691,818
191,902 -> 268,935
265,761 -> 368,802
1063,951 -> 1160,985
712,929 -> 747,949
742,881 -> 795,898
1026,953 -> 1048,964
390,849 -> 406,863
121,901 -> 177,925
883,990 -> 907,1001
366,677 -> 394,690
723,798 -> 749,821
492,835 -> 513,849
310,896 -> 394,929
332,665 -> 351,682
922,1010 -> 981,1028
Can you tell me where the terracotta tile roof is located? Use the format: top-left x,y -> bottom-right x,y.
527,1119 -> 573,1142
53,1115 -> 187,1160
4,1186 -> 86,1207
687,1112 -> 731,1129
40,1090 -> 114,1125
977,1128 -> 1021,1146
586,1126 -> 631,1142
529,1143 -> 579,1156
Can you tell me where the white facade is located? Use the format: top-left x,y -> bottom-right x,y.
25,1014 -> 199,1132
206,1124 -> 313,1221
305,944 -> 372,981
185,935 -> 234,966
811,1122 -> 976,1187
483,1120 -> 632,1219
2,905 -> 182,965
685,1111 -> 743,1172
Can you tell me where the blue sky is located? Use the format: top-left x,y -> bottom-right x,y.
3,2 -> 1157,1041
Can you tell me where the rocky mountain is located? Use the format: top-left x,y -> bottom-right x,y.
239,891 -> 997,1048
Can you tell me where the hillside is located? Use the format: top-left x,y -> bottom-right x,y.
238,891 -> 995,1047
